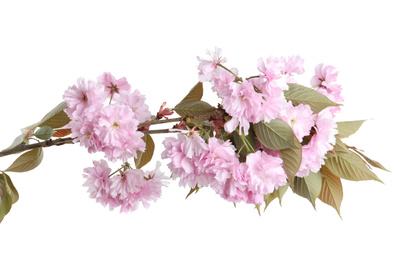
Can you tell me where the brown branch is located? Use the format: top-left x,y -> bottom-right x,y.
0,138 -> 74,157
0,110 -> 224,158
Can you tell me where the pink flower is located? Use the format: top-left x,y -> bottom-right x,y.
96,104 -> 141,149
69,117 -> 103,153
223,80 -> 264,134
251,77 -> 287,123
83,160 -> 112,205
296,108 -> 338,177
98,72 -> 131,99
213,163 -> 249,204
116,89 -> 151,123
196,137 -> 239,184
212,67 -> 238,97
63,77 -> 104,120
281,55 -> 305,78
279,102 -> 315,142
161,133 -> 210,188
197,47 -> 227,82
310,64 -> 344,112
245,151 -> 287,196
139,162 -> 169,208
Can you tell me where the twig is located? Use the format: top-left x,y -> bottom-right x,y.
0,138 -> 74,157
0,110 -> 224,158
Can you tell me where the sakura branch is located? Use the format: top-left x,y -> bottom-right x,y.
0,47 -> 389,224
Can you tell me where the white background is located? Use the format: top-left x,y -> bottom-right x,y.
0,1 -> 409,259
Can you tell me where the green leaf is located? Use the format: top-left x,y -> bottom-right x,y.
318,165 -> 343,217
254,118 -> 300,150
324,150 -> 383,183
279,145 -> 302,189
5,148 -> 44,172
3,173 -> 19,204
293,171 -> 322,208
0,173 -> 13,223
264,183 -> 288,210
175,82 -> 203,106
332,137 -> 350,153
285,83 -> 340,113
34,126 -> 56,140
38,102 -> 71,129
134,134 -> 155,169
2,134 -> 25,151
173,100 -> 216,117
336,120 -> 366,139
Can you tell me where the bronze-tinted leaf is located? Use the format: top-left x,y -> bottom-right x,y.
285,83 -> 340,114
324,150 -> 383,183
173,100 -> 216,117
5,148 -> 44,172
38,102 -> 71,129
352,149 -> 390,172
333,137 -> 350,153
336,120 -> 366,139
134,134 -> 155,169
175,82 -> 203,107
319,165 -> 343,217
52,128 -> 72,137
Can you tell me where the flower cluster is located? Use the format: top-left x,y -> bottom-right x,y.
83,160 -> 169,213
162,130 -> 287,204
160,47 -> 342,205
64,73 -> 169,212
63,72 -> 151,162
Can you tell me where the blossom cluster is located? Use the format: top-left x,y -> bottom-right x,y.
64,73 -> 168,212
162,131 -> 287,204
63,72 -> 151,162
160,48 -> 342,205
83,160 -> 168,213
197,48 -> 341,178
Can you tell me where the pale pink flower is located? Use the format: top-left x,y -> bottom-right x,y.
223,80 -> 264,134
116,89 -> 151,123
98,72 -> 131,99
196,137 -> 239,184
279,102 -> 315,142
110,169 -> 143,200
213,163 -> 249,204
139,162 -> 169,208
96,104 -> 140,149
83,160 -> 112,204
63,77 -> 104,120
251,77 -> 287,123
245,151 -> 287,195
281,55 -> 304,77
69,117 -> 103,153
212,67 -> 238,97
197,47 -> 227,82
161,133 -> 211,188
183,130 -> 208,158
310,64 -> 344,112
296,108 -> 338,177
